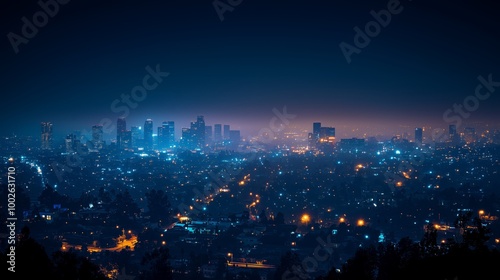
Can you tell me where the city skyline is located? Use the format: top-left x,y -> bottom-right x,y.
3,114 -> 497,146
25,116 -> 496,152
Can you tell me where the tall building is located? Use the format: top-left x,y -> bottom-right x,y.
214,124 -> 222,142
158,121 -> 175,147
189,116 -> 206,149
117,117 -> 127,148
313,122 -> 321,140
415,127 -> 423,144
167,121 -> 175,146
131,126 -> 142,148
158,121 -> 173,150
181,127 -> 193,149
158,123 -> 166,150
92,125 -> 104,150
311,122 -> 335,150
41,122 -> 53,150
180,116 -> 207,150
197,116 -> 206,148
223,124 -> 230,140
144,119 -> 153,149
319,127 -> 335,138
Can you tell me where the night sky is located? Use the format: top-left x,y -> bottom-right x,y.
1,0 -> 500,140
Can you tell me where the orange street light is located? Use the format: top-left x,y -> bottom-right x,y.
357,219 -> 365,227
301,214 -> 311,225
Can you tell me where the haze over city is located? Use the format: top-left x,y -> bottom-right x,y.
2,1 -> 500,280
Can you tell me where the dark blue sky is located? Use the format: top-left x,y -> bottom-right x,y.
2,0 -> 500,140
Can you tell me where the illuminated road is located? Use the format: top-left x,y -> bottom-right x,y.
109,235 -> 138,251
227,261 -> 275,269
85,235 -> 138,253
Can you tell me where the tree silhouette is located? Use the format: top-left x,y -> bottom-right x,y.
38,184 -> 68,210
317,220 -> 500,280
454,211 -> 491,251
52,250 -> 107,280
110,189 -> 141,226
273,251 -> 302,280
315,268 -> 340,280
145,189 -> 171,226
338,245 -> 377,280
77,191 -> 98,210
259,209 -> 268,225
138,246 -> 173,280
375,242 -> 400,280
98,187 -> 113,205
275,212 -> 285,225
420,223 -> 439,257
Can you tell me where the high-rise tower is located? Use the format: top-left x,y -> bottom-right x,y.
41,122 -> 53,150
313,122 -> 321,141
92,125 -> 104,150
223,124 -> 230,140
144,119 -> 153,149
117,117 -> 127,148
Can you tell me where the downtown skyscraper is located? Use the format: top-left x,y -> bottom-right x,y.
41,122 -> 53,150
194,116 -> 205,148
144,119 -> 153,150
92,124 -> 104,150
158,121 -> 175,149
180,116 -> 206,150
117,117 -> 127,148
